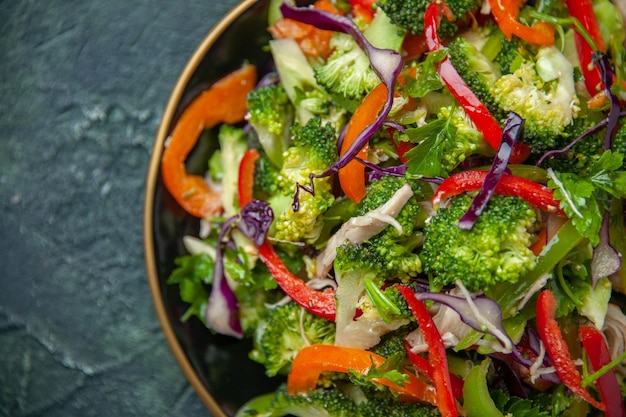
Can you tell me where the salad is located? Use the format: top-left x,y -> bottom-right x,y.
162,0 -> 626,415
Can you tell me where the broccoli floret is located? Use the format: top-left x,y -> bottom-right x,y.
247,84 -> 294,167
422,194 -> 538,292
540,116 -> 604,176
612,120 -> 626,169
236,384 -> 357,417
272,117 -> 338,244
357,394 -> 440,417
331,177 -> 423,348
346,176 -> 424,280
237,383 -> 441,417
315,33 -> 382,108
404,104 -> 491,177
249,302 -> 335,377
371,323 -> 415,359
453,19 -> 530,76
314,10 -> 405,109
436,105 -> 490,171
491,46 -> 581,152
491,35 -> 528,76
270,38 -> 347,133
253,151 -> 281,197
377,0 -> 481,38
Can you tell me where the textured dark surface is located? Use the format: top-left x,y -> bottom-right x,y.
0,0 -> 239,415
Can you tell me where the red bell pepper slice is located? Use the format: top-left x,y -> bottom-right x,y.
257,242 -> 336,321
579,325 -> 626,417
424,1 -> 530,164
287,344 -> 438,405
488,0 -> 555,46
565,0 -> 606,96
398,285 -> 458,417
237,149 -> 336,322
404,341 -> 464,399
432,170 -> 567,217
161,65 -> 257,218
536,290 -> 606,411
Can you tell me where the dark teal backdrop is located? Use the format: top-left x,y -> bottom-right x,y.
0,0 -> 239,415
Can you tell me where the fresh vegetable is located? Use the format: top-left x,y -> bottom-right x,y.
238,154 -> 337,322
462,359 -> 503,417
258,241 -> 337,322
236,383 -> 441,417
250,302 -> 335,377
377,0 -> 482,38
422,1 -> 530,164
399,285 -> 457,417
238,148 -> 259,207
286,344 -> 438,405
338,83 -> 387,203
164,1 -> 626,415
423,194 -> 538,292
273,116 -> 338,244
535,289 -> 605,411
314,8 -> 405,108
488,0 -> 555,46
268,0 -> 340,59
432,170 -> 566,217
161,64 -> 256,218
246,83 -> 294,167
329,176 -> 423,348
491,46 -> 581,153
578,325 -> 626,417
565,0 -> 606,95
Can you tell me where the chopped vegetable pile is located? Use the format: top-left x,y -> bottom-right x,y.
162,0 -> 626,415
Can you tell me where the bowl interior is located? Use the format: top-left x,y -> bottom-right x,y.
144,0 -> 283,415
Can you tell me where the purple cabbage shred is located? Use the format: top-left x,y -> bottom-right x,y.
205,200 -> 274,338
458,112 -> 523,230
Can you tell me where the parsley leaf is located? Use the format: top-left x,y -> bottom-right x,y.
348,353 -> 409,390
403,48 -> 447,98
404,118 -> 454,177
548,151 -> 626,245
167,252 -> 214,323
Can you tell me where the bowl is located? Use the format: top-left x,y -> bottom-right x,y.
143,1 -> 283,415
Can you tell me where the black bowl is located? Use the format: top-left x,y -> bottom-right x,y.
143,1 -> 283,415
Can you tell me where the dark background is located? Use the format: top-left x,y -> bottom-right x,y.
0,0 -> 240,415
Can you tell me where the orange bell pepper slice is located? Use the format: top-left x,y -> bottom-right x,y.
488,0 -> 555,46
161,64 -> 257,218
338,83 -> 388,203
287,344 -> 438,406
237,148 -> 260,208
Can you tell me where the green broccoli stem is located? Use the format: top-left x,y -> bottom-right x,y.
487,219 -> 585,317
363,278 -> 402,323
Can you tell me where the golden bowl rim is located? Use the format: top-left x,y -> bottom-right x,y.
143,1 -> 259,415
